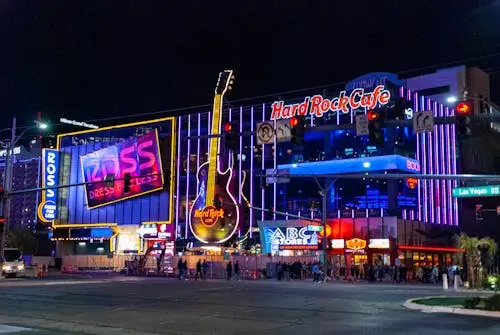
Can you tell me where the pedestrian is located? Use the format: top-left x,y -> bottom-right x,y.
178,258 -> 183,280
183,259 -> 189,280
234,261 -> 241,281
226,261 -> 232,281
196,259 -> 202,280
312,263 -> 319,282
283,262 -> 290,281
276,261 -> 283,281
202,260 -> 209,279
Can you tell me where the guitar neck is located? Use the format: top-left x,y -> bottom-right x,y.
206,94 -> 222,205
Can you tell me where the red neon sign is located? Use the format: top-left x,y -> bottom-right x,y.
456,101 -> 471,115
270,85 -> 391,120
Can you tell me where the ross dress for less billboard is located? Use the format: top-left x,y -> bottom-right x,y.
80,130 -> 164,209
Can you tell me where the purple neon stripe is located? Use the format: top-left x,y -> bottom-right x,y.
450,106 -> 458,226
410,210 -> 415,220
445,106 -> 453,225
433,101 -> 440,224
185,114 -> 191,238
228,108 -> 232,167
273,118 -> 277,220
196,113 -> 201,190
175,116 -> 182,239
261,103 -> 265,221
439,104 -> 447,225
426,98 -> 435,224
250,106 -> 255,238
239,106 -> 243,203
420,95 -> 428,223
403,208 -> 407,220
410,89 -> 421,221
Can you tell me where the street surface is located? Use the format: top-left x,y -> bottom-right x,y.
0,277 -> 498,334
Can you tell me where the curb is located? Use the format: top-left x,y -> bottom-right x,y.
403,296 -> 500,318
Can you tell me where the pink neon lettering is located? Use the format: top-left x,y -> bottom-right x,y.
349,89 -> 363,109
270,102 -> 283,120
138,140 -> 156,170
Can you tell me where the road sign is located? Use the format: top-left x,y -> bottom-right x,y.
275,120 -> 292,142
413,111 -> 434,134
355,114 -> 369,136
452,185 -> 500,198
266,168 -> 290,184
256,122 -> 275,145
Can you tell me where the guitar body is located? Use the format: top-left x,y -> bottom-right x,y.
189,160 -> 240,243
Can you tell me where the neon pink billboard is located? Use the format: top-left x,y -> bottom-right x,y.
80,130 -> 164,209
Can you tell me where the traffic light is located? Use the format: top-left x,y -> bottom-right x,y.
475,204 -> 483,221
455,101 -> 472,137
123,173 -> 132,193
368,110 -> 385,145
224,122 -> 239,151
290,117 -> 305,145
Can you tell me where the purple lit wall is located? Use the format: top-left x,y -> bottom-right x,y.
175,86 -> 459,240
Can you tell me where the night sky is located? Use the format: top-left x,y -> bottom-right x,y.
1,1 -> 500,131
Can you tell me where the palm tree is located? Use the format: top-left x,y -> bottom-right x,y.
456,233 -> 498,289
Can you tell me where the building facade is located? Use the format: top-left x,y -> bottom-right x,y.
47,67 -> 495,260
0,146 -> 42,230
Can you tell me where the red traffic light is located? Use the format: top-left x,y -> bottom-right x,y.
223,122 -> 232,132
0,216 -> 5,224
367,110 -> 379,121
289,117 -> 299,127
456,101 -> 472,115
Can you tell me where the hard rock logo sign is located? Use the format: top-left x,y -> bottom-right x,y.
193,206 -> 225,227
270,85 -> 391,120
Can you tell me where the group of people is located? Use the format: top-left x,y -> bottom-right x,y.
178,258 -> 210,280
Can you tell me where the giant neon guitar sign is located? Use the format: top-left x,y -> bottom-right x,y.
189,70 -> 241,243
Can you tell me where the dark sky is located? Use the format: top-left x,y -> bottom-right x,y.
1,1 -> 500,131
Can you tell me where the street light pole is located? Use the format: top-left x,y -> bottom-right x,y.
0,117 -> 16,260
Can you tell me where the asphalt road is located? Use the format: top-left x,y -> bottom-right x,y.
0,277 -> 498,335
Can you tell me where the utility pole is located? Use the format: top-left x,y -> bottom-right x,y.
0,117 -> 16,261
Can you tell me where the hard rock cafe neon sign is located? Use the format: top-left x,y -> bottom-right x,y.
193,206 -> 225,227
270,85 -> 391,120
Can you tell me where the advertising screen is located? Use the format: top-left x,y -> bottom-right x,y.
56,116 -> 175,226
80,130 -> 163,208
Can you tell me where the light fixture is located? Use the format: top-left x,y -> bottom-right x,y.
446,96 -> 457,104
292,163 -> 298,168
363,162 -> 371,168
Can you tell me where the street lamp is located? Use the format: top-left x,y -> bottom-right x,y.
0,117 -> 48,261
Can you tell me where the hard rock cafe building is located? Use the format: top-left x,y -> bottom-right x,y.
172,72 -> 461,270
44,72 -> 461,270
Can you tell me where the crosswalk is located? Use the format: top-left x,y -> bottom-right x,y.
0,324 -> 33,333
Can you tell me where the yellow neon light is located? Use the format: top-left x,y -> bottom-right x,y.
109,228 -> 119,252
206,94 -> 222,206
141,221 -> 172,225
56,116 -> 176,225
53,223 -> 117,228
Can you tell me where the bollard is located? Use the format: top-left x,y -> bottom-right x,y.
454,274 -> 459,290
442,273 -> 448,290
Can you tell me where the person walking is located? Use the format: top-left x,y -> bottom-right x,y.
226,261 -> 232,281
312,263 -> 319,282
202,260 -> 209,280
196,259 -> 202,280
